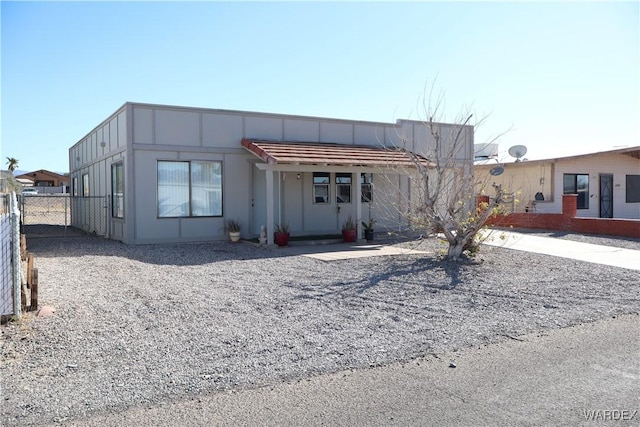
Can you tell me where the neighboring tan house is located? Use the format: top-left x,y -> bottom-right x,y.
15,170 -> 69,188
68,102 -> 474,245
475,146 -> 640,219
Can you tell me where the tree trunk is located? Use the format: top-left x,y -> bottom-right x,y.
447,240 -> 466,260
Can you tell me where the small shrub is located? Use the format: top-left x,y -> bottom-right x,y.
361,218 -> 376,230
275,222 -> 290,234
342,215 -> 357,230
224,219 -> 241,232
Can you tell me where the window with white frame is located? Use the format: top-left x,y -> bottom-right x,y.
157,160 -> 222,218
72,176 -> 78,197
361,173 -> 372,203
336,173 -> 352,203
313,172 -> 330,204
82,174 -> 89,197
111,162 -> 124,218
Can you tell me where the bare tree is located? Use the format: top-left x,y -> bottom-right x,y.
381,92 -> 508,260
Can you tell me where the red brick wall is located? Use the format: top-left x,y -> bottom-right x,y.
480,194 -> 640,238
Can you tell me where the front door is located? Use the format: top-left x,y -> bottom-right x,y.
336,173 -> 354,230
251,167 -> 267,236
599,174 -> 613,218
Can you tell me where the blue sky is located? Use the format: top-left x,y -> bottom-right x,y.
2,1 -> 638,173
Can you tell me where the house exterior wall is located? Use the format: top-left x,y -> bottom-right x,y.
475,161 -> 555,213
68,106 -> 128,240
553,153 -> 639,219
475,151 -> 640,219
70,102 -> 473,244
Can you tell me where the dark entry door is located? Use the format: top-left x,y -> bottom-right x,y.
599,174 -> 613,218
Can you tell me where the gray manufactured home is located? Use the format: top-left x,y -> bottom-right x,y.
69,103 -> 473,244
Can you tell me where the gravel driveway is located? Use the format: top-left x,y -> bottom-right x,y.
2,233 -> 639,426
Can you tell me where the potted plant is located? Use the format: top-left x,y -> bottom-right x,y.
224,219 -> 242,242
341,215 -> 357,243
361,218 -> 376,242
274,222 -> 290,247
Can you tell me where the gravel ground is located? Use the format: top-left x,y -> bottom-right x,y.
1,234 -> 639,426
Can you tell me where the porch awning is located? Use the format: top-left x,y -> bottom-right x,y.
241,138 -> 432,168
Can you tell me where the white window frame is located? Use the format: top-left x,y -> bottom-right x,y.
361,173 -> 372,203
336,173 -> 352,204
313,172 -> 330,204
111,162 -> 124,218
157,160 -> 223,218
82,173 -> 89,197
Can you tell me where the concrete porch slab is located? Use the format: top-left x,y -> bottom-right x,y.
301,244 -> 430,261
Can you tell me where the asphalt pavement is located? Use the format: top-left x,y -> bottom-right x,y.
68,314 -> 640,426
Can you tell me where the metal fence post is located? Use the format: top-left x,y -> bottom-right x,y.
105,195 -> 110,239
65,194 -> 69,237
18,194 -> 24,234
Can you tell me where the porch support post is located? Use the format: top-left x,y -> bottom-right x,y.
355,172 -> 362,239
266,169 -> 274,245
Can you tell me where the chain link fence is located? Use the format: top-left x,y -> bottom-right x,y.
19,195 -> 108,238
69,196 -> 109,236
1,193 -> 109,319
1,194 -> 13,316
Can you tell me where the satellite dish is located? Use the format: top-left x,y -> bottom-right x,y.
508,145 -> 528,162
490,166 -> 504,176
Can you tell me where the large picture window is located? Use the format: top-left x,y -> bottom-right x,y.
336,173 -> 352,204
563,173 -> 589,209
157,160 -> 222,218
313,172 -> 330,204
111,162 -> 124,218
626,175 -> 640,203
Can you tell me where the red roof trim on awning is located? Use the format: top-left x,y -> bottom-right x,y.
241,139 -> 431,168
